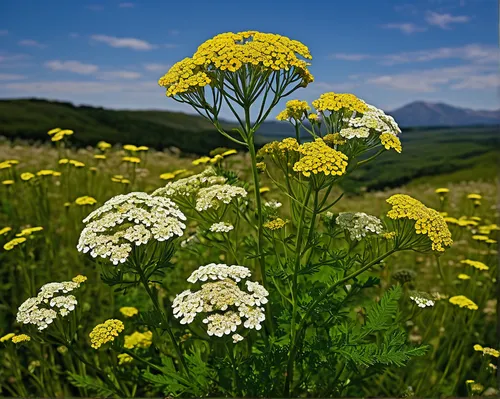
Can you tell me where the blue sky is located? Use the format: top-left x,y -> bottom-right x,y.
0,0 -> 498,120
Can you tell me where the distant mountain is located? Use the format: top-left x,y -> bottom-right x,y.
388,101 -> 500,127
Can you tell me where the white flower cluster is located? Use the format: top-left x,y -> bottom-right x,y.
410,292 -> 435,308
195,184 -> 247,212
347,103 -> 401,136
209,222 -> 234,233
77,192 -> 186,265
17,279 -> 84,330
339,126 -> 370,139
153,167 -> 227,198
264,200 -> 282,209
336,212 -> 384,240
172,264 -> 268,340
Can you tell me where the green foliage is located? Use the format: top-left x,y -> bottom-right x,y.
67,373 -> 116,398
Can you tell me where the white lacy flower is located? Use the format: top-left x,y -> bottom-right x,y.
410,292 -> 435,308
153,167 -> 227,197
264,200 -> 282,209
339,127 -> 370,139
209,222 -> 234,233
232,333 -> 244,343
347,103 -> 401,136
195,185 -> 247,212
172,264 -> 268,337
77,192 -> 186,265
336,212 -> 384,240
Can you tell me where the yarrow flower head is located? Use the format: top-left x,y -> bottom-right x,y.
409,291 -> 435,308
195,184 -> 247,212
263,218 -> 288,230
12,334 -> 31,344
124,330 -> 153,349
118,353 -> 133,365
75,196 -> 97,206
380,133 -> 402,153
16,276 -> 86,330
293,138 -> 348,178
119,307 -> 139,318
264,200 -> 282,209
276,100 -> 311,122
339,127 -> 370,140
346,103 -> 401,136
172,264 -> 268,340
460,259 -> 489,271
89,319 -> 125,349
209,222 -> 234,233
449,295 -> 478,310
153,167 -> 226,198
312,92 -> 368,114
386,194 -> 453,252
77,192 -> 186,265
336,212 -> 384,241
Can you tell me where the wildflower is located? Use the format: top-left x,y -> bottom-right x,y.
122,156 -> 141,164
380,133 -> 402,153
173,264 -> 268,336
472,235 -> 489,241
323,133 -> 346,146
94,154 -> 106,160
2,180 -> 14,185
259,186 -> 270,194
210,154 -> 224,164
89,319 -> 125,349
256,162 -> 266,172
48,128 -> 61,135
458,273 -> 471,280
339,127 -> 370,139
483,347 -> 500,357
460,259 -> 489,271
435,188 -> 449,194
75,196 -> 97,206
192,156 -> 211,165
20,172 -> 35,181
160,172 -> 176,180
382,231 -> 396,239
4,237 -> 27,251
347,103 -> 401,136
123,144 -> 138,152
336,212 -> 384,241
276,99 -> 310,121
16,227 -> 43,237
0,227 -> 12,236
137,146 -> 149,151
72,275 -> 87,284
0,333 -> 15,342
195,184 -> 247,212
222,149 -> 238,157
409,291 -> 435,308
209,222 -> 234,233
467,193 -> 482,200
37,169 -> 60,177
474,344 -> 484,352
308,113 -> 319,122
232,333 -> 244,343
154,167 -> 226,198
11,334 -> 31,344
77,192 -> 186,265
97,141 -> 112,151
449,295 -> 478,310
392,269 -> 417,284
264,200 -> 282,209
124,330 -> 153,349
293,138 -> 348,178
119,307 -> 139,318
59,159 -> 69,165
264,218 -> 288,230
118,353 -> 133,365
312,92 -> 367,114
386,194 -> 453,252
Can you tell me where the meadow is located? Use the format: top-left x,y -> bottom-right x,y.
0,30 -> 499,398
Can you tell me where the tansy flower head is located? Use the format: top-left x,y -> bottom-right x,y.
472,235 -> 488,241
276,99 -> 310,121
0,227 -> 12,236
20,172 -> 35,181
467,193 -> 481,200
435,188 -> 449,194
160,172 -> 176,180
124,330 -> 153,349
72,275 -> 87,284
449,295 -> 478,310
119,307 -> 139,318
48,128 -> 61,135
75,196 -> 97,206
118,353 -> 133,365
4,237 -> 27,251
259,186 -> 270,194
460,259 -> 489,271
293,138 -> 348,178
324,133 -> 346,146
97,141 -> 112,151
123,144 -> 138,152
11,334 -> 31,344
380,133 -> 402,153
94,154 -> 106,160
89,319 -> 125,349
386,194 -> 453,252
137,146 -> 149,151
458,273 -> 471,280
192,156 -> 211,165
264,218 -> 288,230
0,333 -> 15,342
122,156 -> 141,164
2,180 -> 14,185
312,92 -> 368,114
16,226 -> 43,237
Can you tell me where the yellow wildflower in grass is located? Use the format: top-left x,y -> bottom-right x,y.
470,216 -> 481,221
221,149 -> 237,157
483,347 -> 500,357
137,146 -> 149,151
37,169 -> 60,177
0,227 -> 12,236
119,307 -> 139,318
259,187 -> 270,194
4,237 -> 27,250
69,160 -> 85,168
256,162 -> 266,172
94,154 -> 106,160
122,156 -> 141,164
124,331 -> 153,349
308,113 -> 319,122
16,226 -> 43,237
89,319 -> 125,349
0,333 -> 15,342
467,193 -> 482,200
474,344 -> 484,352
75,196 -> 97,206
47,128 -> 62,135
173,169 -> 188,176
449,295 -> 478,310
312,92 -> 368,114
160,172 -> 176,180
159,31 -> 313,97
210,154 -> 224,164
264,218 -> 288,230
486,239 -> 497,244
59,159 -> 69,164
323,133 -> 346,146
444,217 -> 459,225
121,179 -> 130,185
386,194 -> 453,252
192,156 -> 211,165
11,334 -> 31,343
380,133 -> 402,153
458,273 -> 471,280
276,99 -> 311,121
0,162 -> 12,170
293,138 -> 348,178
460,259 -> 489,271
466,380 -> 474,384
435,188 -> 449,194
72,275 -> 87,284
123,144 -> 138,152
97,141 -> 112,151
2,180 -> 14,185
118,353 -> 133,365
472,235 -> 489,241
20,172 -> 35,181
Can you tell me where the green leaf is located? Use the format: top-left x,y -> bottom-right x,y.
67,373 -> 116,397
363,285 -> 402,332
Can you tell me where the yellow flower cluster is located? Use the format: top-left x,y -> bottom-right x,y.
312,92 -> 368,114
2,180 -> 14,186
37,169 -> 61,177
20,172 -> 35,181
16,227 -> 43,237
72,275 -> 87,284
474,344 -> 499,357
122,156 -> 141,164
159,31 -> 313,97
48,128 -> 74,142
323,133 -> 346,146
386,194 -> 453,252
59,159 -> 85,168
97,141 -> 112,151
435,188 -> 449,194
3,237 -> 27,251
478,224 -> 499,235
123,144 -> 149,152
263,218 -> 288,230
89,319 -> 125,349
308,113 -> 319,122
111,175 -> 130,184
467,193 -> 481,200
124,331 -> 153,349
380,133 -> 402,153
0,159 -> 19,170
0,333 -> 15,342
449,295 -> 478,310
75,196 -> 97,206
293,138 -> 348,177
12,334 -> 31,343
94,154 -> 106,160
118,353 -> 133,365
119,307 -> 139,318
276,100 -> 311,121
460,259 -> 489,271
457,273 -> 470,280
0,227 -> 11,236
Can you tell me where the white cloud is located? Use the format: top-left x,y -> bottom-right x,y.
0,30 -> 8,36
0,73 -> 26,81
425,11 -> 469,29
450,73 -> 499,89
45,60 -> 99,75
69,33 -> 80,38
329,53 -> 372,61
97,71 -> 142,80
18,39 -> 45,48
90,34 -> 156,51
144,63 -> 170,72
119,2 -> 134,7
381,23 -> 427,34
